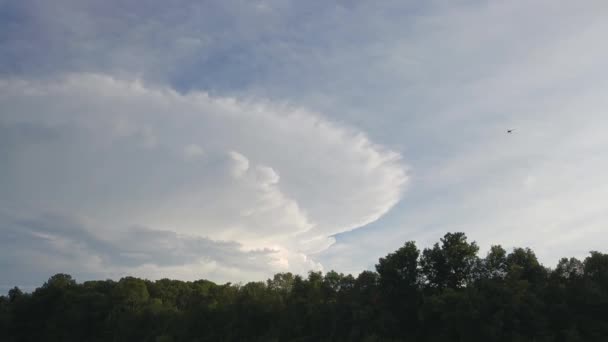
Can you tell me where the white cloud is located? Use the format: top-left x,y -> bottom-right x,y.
183,144 -> 205,160
0,73 -> 407,283
229,151 -> 250,178
3,0 -> 607,287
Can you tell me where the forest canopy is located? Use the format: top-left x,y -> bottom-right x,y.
2,232 -> 607,341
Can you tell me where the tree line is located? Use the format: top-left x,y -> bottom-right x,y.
1,232 -> 607,341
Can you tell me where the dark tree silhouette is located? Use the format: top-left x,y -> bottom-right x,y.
1,232 -> 607,341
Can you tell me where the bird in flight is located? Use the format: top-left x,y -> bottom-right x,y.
507,129 -> 515,134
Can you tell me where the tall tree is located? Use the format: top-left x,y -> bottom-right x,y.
420,232 -> 479,289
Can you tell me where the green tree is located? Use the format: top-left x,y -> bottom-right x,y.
42,273 -> 76,289
112,277 -> 150,311
554,257 -> 584,279
584,251 -> 608,285
506,247 -> 547,284
420,232 -> 480,289
2,233 -> 608,341
376,241 -> 420,290
484,245 -> 508,279
8,287 -> 23,303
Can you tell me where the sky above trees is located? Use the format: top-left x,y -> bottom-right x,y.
1,0 -> 608,291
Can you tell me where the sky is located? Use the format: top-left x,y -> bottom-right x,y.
1,0 -> 608,292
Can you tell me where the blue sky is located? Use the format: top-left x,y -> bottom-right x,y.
1,0 -> 608,291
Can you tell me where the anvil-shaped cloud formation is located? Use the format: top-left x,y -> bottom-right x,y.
0,74 -> 407,285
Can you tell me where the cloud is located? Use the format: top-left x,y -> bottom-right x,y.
0,73 -> 407,286
2,0 -> 607,288
183,144 -> 205,161
229,151 -> 250,178
316,0 -> 608,271
0,211 -> 281,291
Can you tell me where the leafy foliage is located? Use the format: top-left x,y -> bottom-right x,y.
2,232 -> 607,341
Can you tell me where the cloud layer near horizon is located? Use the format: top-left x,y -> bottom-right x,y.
0,74 -> 407,286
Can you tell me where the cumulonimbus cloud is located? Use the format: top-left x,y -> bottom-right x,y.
0,73 -> 407,282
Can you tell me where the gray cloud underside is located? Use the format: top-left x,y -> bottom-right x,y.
0,211 -> 280,294
1,211 -> 275,271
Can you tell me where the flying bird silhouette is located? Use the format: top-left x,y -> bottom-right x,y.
507,129 -> 515,134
